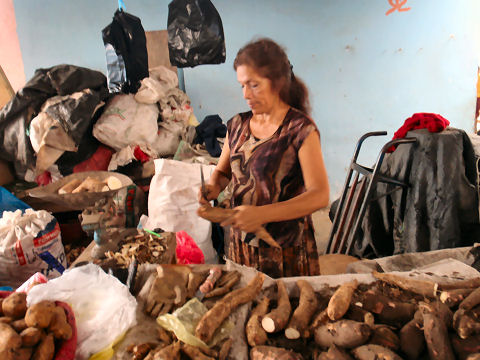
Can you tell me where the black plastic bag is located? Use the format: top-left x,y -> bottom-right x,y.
102,10 -> 149,93
167,0 -> 226,67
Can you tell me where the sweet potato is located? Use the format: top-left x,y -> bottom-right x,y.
261,280 -> 291,333
351,344 -> 403,360
48,306 -> 72,340
359,290 -> 416,327
310,309 -> 329,330
453,308 -> 480,339
186,271 -> 209,299
372,270 -> 437,298
344,305 -> 375,327
246,296 -> 270,346
25,301 -> 56,329
0,322 -> 22,360
182,344 -> 215,360
128,343 -> 156,360
20,327 -> 43,347
286,280 -> 318,339
58,179 -> 81,194
415,301 -> 453,328
423,312 -> 455,360
250,345 -> 303,360
440,288 -> 475,307
317,345 -> 353,360
157,326 -> 173,345
32,333 -> 55,360
314,319 -> 371,349
327,280 -> 357,321
460,287 -> 480,311
205,271 -> 241,298
451,334 -> 480,360
148,342 -> 180,360
218,338 -> 233,360
11,318 -> 27,332
195,273 -> 264,343
369,325 -> 400,351
399,319 -> 424,360
13,347 -> 33,360
0,316 -> 13,323
2,292 -> 27,319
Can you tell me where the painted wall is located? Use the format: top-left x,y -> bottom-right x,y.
1,0 -> 25,91
13,0 -> 480,195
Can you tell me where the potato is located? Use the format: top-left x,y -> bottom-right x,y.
25,301 -> 56,329
11,318 -> 27,332
32,333 -> 55,360
2,292 -> 27,319
0,322 -> 22,360
21,327 -> 43,347
48,306 -> 72,340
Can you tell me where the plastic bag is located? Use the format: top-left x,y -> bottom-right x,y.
145,159 -> 217,263
134,66 -> 179,105
27,263 -> 137,360
102,10 -> 149,93
157,298 -> 233,349
176,231 -> 205,264
0,187 -> 31,216
167,0 -> 226,67
0,209 -> 66,288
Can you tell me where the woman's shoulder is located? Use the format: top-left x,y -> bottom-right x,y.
227,110 -> 252,131
285,108 -> 317,131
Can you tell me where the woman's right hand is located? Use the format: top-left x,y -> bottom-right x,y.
198,183 -> 221,204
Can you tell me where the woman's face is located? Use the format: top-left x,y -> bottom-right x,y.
236,65 -> 279,115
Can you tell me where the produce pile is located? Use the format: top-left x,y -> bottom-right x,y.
0,292 -> 73,360
57,175 -> 122,194
245,271 -> 480,360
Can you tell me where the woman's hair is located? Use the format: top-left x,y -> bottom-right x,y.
233,38 -> 311,115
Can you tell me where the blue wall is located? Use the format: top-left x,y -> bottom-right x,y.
13,0 -> 480,195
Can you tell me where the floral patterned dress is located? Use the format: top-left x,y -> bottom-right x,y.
226,108 -> 320,278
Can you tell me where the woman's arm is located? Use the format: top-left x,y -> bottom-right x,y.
222,130 -> 329,232
198,132 -> 232,204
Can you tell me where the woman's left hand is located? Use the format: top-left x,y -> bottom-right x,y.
220,205 -> 265,233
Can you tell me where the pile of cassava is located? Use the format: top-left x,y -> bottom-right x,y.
246,271 -> 480,360
0,292 -> 72,360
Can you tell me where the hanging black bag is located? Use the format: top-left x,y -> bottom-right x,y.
167,0 -> 226,68
102,10 -> 149,93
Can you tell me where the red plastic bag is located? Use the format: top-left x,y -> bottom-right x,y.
73,145 -> 114,173
175,230 -> 205,264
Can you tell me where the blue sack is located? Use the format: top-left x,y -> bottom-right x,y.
0,187 -> 31,216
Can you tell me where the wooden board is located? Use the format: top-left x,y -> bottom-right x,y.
0,65 -> 15,109
145,30 -> 177,73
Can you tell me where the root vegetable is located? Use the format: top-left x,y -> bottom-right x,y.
310,309 -> 329,330
129,343 -> 156,360
106,176 -> 122,190
217,271 -> 240,288
11,319 -> 27,332
345,305 -> 375,327
313,319 -> 372,349
423,312 -> 455,360
205,271 -> 241,298
25,301 -> 56,329
250,345 -> 303,360
186,271 -> 208,298
439,277 -> 480,290
372,271 -> 437,298
48,306 -> 72,340
157,326 -> 173,345
32,333 -> 55,360
0,322 -> 22,360
197,204 -> 280,248
369,325 -> 399,351
440,288 -> 475,307
453,308 -> 480,339
58,179 -> 81,194
182,344 -> 215,360
14,347 -> 33,360
415,301 -> 453,328
2,292 -> 27,319
218,338 -> 233,360
72,177 -> 107,193
286,280 -> 318,339
195,273 -> 264,343
318,345 -> 353,360
399,319 -> 424,360
151,341 -> 181,360
261,280 -> 291,333
451,334 -> 480,360
466,354 -> 480,360
351,344 -> 403,360
246,297 -> 270,346
0,316 -> 12,323
327,280 -> 358,321
0,299 -> 3,316
459,287 -> 480,311
359,290 -> 416,327
20,327 -> 43,347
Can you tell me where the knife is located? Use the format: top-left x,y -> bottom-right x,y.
195,266 -> 222,300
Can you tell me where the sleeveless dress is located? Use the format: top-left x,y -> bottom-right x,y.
226,108 -> 320,278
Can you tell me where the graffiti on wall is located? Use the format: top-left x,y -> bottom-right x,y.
386,0 -> 411,15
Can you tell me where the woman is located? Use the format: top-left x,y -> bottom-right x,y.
200,38 -> 329,278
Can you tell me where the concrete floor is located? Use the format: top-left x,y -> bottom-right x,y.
312,207 -> 332,255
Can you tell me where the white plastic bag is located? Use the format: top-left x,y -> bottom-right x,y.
134,66 -> 179,104
145,159 -> 217,263
0,209 -> 66,288
93,94 -> 159,151
27,263 -> 137,360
